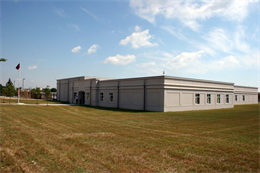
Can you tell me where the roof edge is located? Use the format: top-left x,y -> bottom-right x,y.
234,85 -> 258,89
164,75 -> 234,85
57,75 -> 236,85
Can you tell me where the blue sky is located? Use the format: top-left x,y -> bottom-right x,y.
1,0 -> 259,90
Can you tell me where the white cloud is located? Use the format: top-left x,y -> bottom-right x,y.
181,20 -> 201,32
88,44 -> 100,54
143,50 -> 210,74
218,55 -> 239,69
237,49 -> 258,68
135,62 -> 163,75
142,51 -> 172,61
161,26 -> 186,40
167,50 -> 204,69
81,7 -> 99,21
199,27 -> 253,57
137,62 -> 156,68
143,46 -> 256,75
71,46 -> 81,53
191,41 -> 217,56
142,50 -> 249,74
130,0 -> 256,31
28,65 -> 37,70
234,26 -> 250,54
119,29 -> 158,48
103,54 -> 136,65
54,9 -> 68,17
202,28 -> 233,54
67,24 -> 80,31
135,25 -> 141,31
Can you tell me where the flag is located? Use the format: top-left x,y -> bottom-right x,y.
16,63 -> 20,70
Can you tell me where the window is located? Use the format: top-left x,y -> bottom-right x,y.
217,94 -> 221,104
226,94 -> 229,103
109,93 -> 113,102
86,93 -> 90,101
100,93 -> 103,101
235,95 -> 237,101
195,94 -> 200,104
243,95 -> 245,101
207,94 -> 211,104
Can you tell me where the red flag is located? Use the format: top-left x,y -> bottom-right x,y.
16,63 -> 20,70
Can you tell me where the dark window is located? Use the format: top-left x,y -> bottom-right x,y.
109,93 -> 113,102
207,94 -> 211,104
217,94 -> 221,103
226,95 -> 229,103
86,93 -> 90,100
100,93 -> 103,101
195,94 -> 200,104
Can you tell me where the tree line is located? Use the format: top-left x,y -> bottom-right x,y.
1,78 -> 57,104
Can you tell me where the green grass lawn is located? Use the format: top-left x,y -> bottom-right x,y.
0,97 -> 69,104
0,104 -> 259,172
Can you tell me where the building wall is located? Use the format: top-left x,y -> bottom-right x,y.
163,77 -> 234,112
57,79 -> 69,102
234,86 -> 258,105
146,88 -> 164,112
118,78 -> 145,110
97,77 -> 164,111
164,90 -> 234,112
57,76 -> 258,112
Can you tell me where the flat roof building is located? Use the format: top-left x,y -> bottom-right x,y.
57,75 -> 258,112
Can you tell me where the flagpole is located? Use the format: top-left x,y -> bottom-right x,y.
18,63 -> 20,104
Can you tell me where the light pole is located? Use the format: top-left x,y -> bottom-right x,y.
23,78 -> 25,89
22,78 -> 25,99
14,80 -> 15,88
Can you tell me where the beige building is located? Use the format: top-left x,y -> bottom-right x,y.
57,75 -> 258,112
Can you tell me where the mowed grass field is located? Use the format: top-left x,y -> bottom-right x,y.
0,104 -> 259,172
0,97 -> 69,105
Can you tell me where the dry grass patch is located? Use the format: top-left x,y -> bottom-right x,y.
0,104 -> 259,172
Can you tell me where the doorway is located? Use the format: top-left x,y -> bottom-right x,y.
78,91 -> 85,105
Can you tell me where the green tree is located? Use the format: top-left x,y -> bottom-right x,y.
5,79 -> 15,105
6,78 -> 13,85
43,85 -> 51,106
0,58 -> 7,62
2,86 -> 7,103
51,88 -> 57,92
32,87 -> 41,104
0,58 -> 7,95
0,84 -> 3,96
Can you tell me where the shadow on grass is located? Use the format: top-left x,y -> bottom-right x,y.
47,100 -> 70,104
72,104 -> 150,113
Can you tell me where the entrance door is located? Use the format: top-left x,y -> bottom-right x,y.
78,91 -> 85,105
